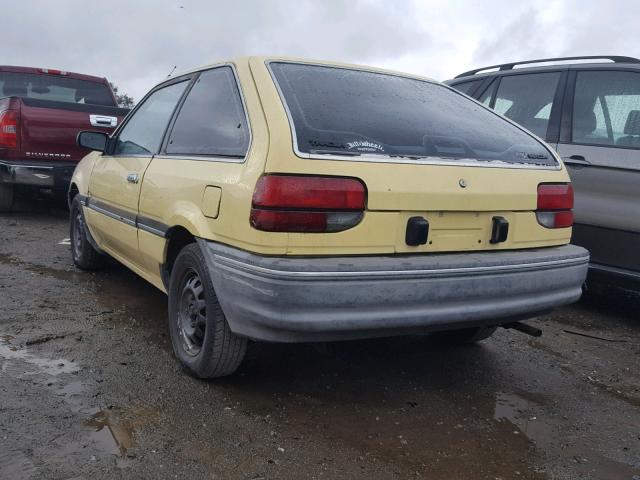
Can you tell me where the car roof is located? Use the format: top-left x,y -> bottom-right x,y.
165,56 -> 440,86
447,55 -> 640,83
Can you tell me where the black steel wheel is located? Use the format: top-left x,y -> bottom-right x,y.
168,243 -> 247,378
69,195 -> 104,270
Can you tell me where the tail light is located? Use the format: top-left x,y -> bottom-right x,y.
536,183 -> 574,228
0,110 -> 18,148
250,174 -> 366,232
40,68 -> 67,75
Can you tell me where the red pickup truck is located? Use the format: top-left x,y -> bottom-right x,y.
0,66 -> 129,211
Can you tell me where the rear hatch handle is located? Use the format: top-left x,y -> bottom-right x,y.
90,114 -> 118,128
562,155 -> 591,168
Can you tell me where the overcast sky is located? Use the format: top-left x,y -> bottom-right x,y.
4,0 -> 638,102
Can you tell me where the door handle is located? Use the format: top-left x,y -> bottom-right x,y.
126,173 -> 139,184
562,155 -> 591,167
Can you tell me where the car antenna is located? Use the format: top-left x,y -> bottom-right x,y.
167,65 -> 177,77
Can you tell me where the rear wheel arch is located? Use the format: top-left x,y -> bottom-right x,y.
162,226 -> 197,288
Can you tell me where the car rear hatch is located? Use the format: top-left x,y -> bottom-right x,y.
249,58 -> 574,255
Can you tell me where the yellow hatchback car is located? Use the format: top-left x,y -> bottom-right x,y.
69,57 -> 589,378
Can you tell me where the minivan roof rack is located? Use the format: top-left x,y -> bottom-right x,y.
454,55 -> 640,78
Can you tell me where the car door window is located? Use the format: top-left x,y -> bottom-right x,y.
113,81 -> 188,156
166,67 -> 250,157
493,72 -> 561,139
573,70 -> 640,148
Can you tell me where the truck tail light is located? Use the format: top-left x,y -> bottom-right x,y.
536,183 -> 574,228
40,68 -> 67,75
0,110 -> 18,148
250,174 -> 366,232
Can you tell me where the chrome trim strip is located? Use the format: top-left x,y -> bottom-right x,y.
87,199 -> 137,227
138,222 -> 167,237
86,197 -> 169,238
213,253 -> 590,280
266,60 -> 561,171
88,201 -> 136,227
137,214 -> 169,238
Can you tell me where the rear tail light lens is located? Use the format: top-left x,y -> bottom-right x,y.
0,110 -> 18,148
250,175 -> 366,233
536,183 -> 574,229
40,68 -> 67,75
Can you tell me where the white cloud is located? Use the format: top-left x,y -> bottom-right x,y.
3,0 -> 638,100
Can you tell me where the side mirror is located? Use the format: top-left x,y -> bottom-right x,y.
77,131 -> 108,152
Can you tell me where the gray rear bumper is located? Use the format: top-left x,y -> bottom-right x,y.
198,240 -> 589,342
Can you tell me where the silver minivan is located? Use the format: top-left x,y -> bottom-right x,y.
447,56 -> 640,290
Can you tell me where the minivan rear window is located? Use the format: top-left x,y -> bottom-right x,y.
270,62 -> 557,167
0,72 -> 115,106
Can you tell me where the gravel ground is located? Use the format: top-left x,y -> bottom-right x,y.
1,199 -> 639,480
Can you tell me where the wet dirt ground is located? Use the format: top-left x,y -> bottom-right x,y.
1,200 -> 639,480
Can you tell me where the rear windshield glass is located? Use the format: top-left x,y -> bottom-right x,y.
0,72 -> 115,106
270,63 -> 557,167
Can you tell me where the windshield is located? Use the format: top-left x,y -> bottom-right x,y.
269,62 -> 557,167
0,72 -> 115,106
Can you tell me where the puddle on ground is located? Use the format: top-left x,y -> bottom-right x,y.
494,391 -> 640,478
494,391 -> 550,443
86,409 -> 135,457
0,252 -> 83,282
0,335 -> 79,376
84,406 -> 159,459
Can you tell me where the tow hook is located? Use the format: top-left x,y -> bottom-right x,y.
502,322 -> 542,337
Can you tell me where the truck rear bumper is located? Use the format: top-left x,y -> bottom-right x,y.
0,160 -> 76,189
198,240 -> 590,342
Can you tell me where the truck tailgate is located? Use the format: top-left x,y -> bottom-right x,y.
18,98 -> 128,163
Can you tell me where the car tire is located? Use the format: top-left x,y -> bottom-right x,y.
70,195 -> 104,270
0,184 -> 14,212
432,326 -> 497,344
168,243 -> 247,378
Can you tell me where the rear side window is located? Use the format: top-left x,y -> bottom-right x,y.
492,73 -> 561,139
166,67 -> 250,157
114,81 -> 188,156
573,70 -> 640,148
0,71 -> 115,106
450,80 -> 482,96
270,62 -> 557,167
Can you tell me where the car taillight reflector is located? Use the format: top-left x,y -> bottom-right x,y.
536,183 -> 573,229
250,175 -> 366,233
536,210 -> 574,229
0,110 -> 18,148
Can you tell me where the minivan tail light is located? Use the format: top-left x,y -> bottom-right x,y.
536,183 -> 574,229
0,110 -> 18,148
250,175 -> 366,233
